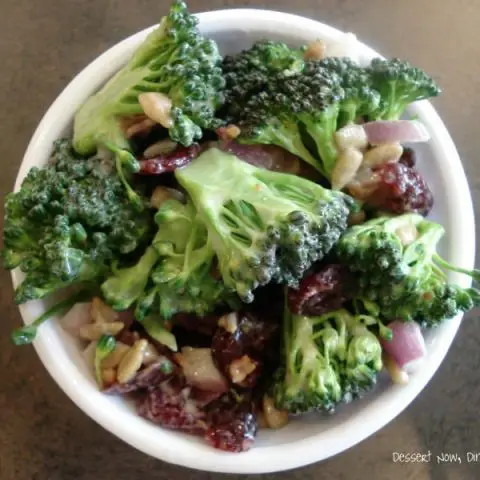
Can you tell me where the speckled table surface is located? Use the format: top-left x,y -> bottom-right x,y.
0,1 -> 479,479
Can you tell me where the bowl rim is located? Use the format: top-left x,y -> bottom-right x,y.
11,8 -> 476,474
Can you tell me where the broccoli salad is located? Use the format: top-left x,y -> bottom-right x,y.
4,0 -> 479,452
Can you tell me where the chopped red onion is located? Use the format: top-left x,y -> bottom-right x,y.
363,120 -> 430,145
381,320 -> 426,373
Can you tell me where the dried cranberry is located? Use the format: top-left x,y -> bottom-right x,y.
367,162 -> 433,216
399,147 -> 416,168
217,141 -> 320,180
171,326 -> 212,349
222,141 -> 299,172
204,392 -> 257,452
205,413 -> 257,452
190,388 -> 224,407
111,309 -> 134,330
249,283 -> 284,323
129,125 -> 166,155
137,379 -> 207,435
138,144 -> 201,175
288,264 -> 357,316
211,312 -> 278,386
173,312 -> 221,337
115,329 -> 139,346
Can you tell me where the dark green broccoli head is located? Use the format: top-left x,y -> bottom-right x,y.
272,307 -> 383,414
236,56 -> 440,181
367,58 -> 441,120
286,63 -> 344,177
236,59 -> 379,179
238,59 -> 385,179
73,0 -> 225,153
342,214 -> 480,326
368,280 -> 478,328
175,148 -> 353,302
335,214 -> 425,288
3,139 -> 151,304
221,40 -> 306,122
415,284 -> 479,328
238,63 -> 345,178
316,57 -> 381,126
239,112 -> 323,176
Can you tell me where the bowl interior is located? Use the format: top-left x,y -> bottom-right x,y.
12,9 -> 475,474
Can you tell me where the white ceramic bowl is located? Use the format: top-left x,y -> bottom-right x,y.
12,9 -> 476,474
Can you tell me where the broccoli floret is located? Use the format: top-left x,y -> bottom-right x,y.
175,148 -> 353,302
236,58 -> 439,181
337,214 -> 480,326
73,0 -> 225,154
3,139 -> 151,304
143,199 -> 232,319
221,40 -> 305,122
316,57 -> 381,127
237,59 -> 378,179
273,311 -> 343,414
367,58 -> 441,120
335,214 -> 425,288
237,62 -> 344,178
101,198 -> 232,319
341,312 -> 384,397
12,226 -> 108,305
272,306 -> 383,414
101,246 -> 159,311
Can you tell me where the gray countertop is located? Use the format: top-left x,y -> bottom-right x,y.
0,1 -> 479,479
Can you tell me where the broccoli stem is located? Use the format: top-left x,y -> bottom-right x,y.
466,288 -> 480,305
10,289 -> 93,345
403,220 -> 445,278
104,143 -> 144,212
242,120 -> 323,175
302,122 -> 337,178
432,254 -> 480,283
377,320 -> 393,341
300,106 -> 340,178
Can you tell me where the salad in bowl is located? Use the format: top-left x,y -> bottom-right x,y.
4,0 -> 479,457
